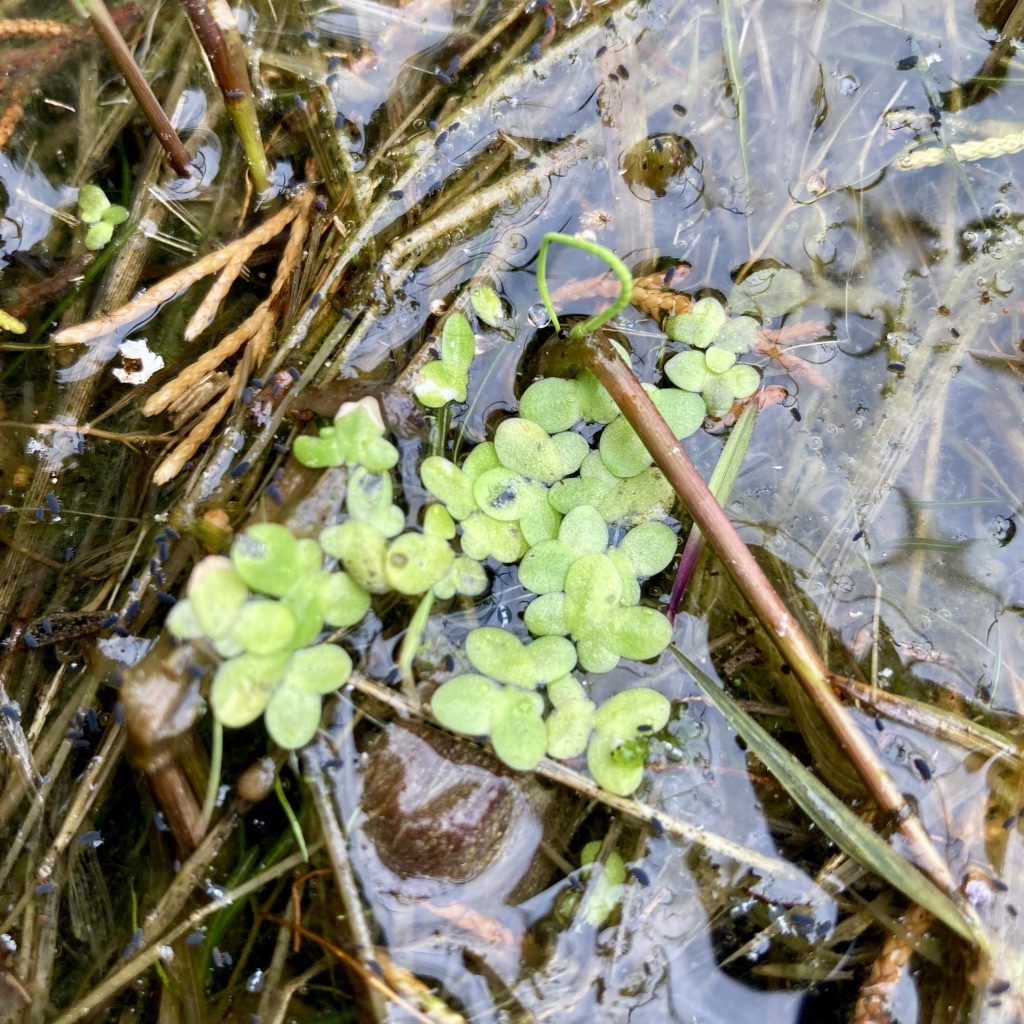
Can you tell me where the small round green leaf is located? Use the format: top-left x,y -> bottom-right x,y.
704,345 -> 737,374
551,430 -> 589,478
576,369 -> 619,423
264,683 -> 322,749
490,688 -> 547,770
519,378 -> 582,433
575,638 -> 620,674
280,573 -> 327,648
558,505 -> 609,554
84,221 -> 115,250
284,643 -> 352,694
714,316 -> 759,354
461,441 -> 500,480
702,375 -> 736,417
663,296 -> 726,348
470,285 -> 505,328
424,503 -> 457,539
599,467 -> 675,526
523,593 -> 569,636
593,686 -> 670,737
663,349 -> 708,393
231,523 -> 300,597
384,532 -> 455,595
618,521 -> 678,578
414,360 -> 468,408
546,699 -> 596,760
548,476 -> 615,515
720,362 -> 761,401
211,652 -> 289,728
579,841 -> 627,924
564,553 -> 623,638
473,467 -> 533,521
459,512 -> 527,563
608,606 -> 673,661
320,521 -> 390,593
606,548 -> 641,605
441,312 -> 476,368
493,417 -> 565,484
465,627 -> 576,687
518,539 -> 574,594
586,729 -> 645,796
78,184 -> 110,223
189,557 -> 249,637
518,487 -> 561,545
430,673 -> 500,735
549,674 -> 587,705
346,467 -> 393,521
231,599 -> 297,655
102,204 -> 130,226
318,571 -> 372,627
420,456 -> 477,520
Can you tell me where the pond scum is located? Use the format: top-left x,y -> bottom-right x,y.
0,1 -> 1023,1022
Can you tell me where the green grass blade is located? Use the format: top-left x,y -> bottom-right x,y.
671,644 -> 989,950
719,0 -> 751,224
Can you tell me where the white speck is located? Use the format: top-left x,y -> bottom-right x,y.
113,338 -> 164,385
98,634 -> 154,666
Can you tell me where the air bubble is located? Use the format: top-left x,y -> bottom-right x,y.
528,303 -> 551,327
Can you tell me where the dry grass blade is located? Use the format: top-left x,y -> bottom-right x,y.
265,917 -> 443,1024
49,849 -> 312,1024
146,188 -> 313,413
52,195 -> 306,347
151,361 -> 244,485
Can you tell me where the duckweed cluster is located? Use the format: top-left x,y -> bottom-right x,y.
168,280 -> 763,797
77,184 -> 129,251
662,297 -> 761,416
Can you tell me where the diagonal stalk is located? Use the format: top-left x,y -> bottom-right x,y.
76,0 -> 192,177
571,330 -> 960,898
178,0 -> 270,192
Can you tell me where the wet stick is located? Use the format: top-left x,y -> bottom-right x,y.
76,0 -> 192,177
568,328 -> 964,902
534,230 -> 967,902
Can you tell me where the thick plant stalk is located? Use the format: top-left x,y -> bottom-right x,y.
179,0 -> 270,191
575,330 -> 960,898
76,0 -> 192,177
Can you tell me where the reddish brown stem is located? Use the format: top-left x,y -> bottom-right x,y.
78,0 -> 192,177
577,331 -> 960,897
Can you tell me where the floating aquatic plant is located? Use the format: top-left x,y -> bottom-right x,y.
77,183 -> 129,250
662,297 -> 762,416
293,397 -> 399,472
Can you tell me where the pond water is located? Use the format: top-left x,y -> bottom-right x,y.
0,0 -> 1022,1022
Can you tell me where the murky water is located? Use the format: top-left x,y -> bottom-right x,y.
1,0 -> 1022,1021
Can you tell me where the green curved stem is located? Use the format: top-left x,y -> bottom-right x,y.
536,232 -> 633,339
